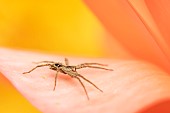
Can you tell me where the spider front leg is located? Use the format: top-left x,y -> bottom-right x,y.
53,71 -> 59,91
23,64 -> 50,74
76,63 -> 113,71
33,61 -> 55,64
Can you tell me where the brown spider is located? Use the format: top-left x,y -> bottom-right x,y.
23,58 -> 113,100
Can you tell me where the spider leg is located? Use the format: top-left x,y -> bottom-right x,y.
23,64 -> 50,74
76,63 -> 113,71
65,58 -> 69,66
33,61 -> 55,64
75,76 -> 90,100
77,74 -> 103,92
78,63 -> 108,67
53,71 -> 59,91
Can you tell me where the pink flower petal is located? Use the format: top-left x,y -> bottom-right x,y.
1,48 -> 170,112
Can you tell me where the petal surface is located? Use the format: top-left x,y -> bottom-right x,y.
1,48 -> 170,112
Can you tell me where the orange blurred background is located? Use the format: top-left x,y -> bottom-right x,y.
0,1 -> 112,112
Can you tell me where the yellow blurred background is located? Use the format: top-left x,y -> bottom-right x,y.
0,0 -> 105,56
0,0 -> 105,112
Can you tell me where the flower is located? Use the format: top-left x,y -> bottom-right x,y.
0,0 -> 170,112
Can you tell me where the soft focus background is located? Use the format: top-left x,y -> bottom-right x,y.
0,1 -> 105,56
0,1 -> 118,112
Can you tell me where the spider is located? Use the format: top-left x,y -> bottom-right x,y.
23,58 -> 113,100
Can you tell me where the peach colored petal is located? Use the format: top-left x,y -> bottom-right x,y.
145,0 -> 170,53
139,100 -> 170,113
83,0 -> 170,73
1,48 -> 170,112
128,0 -> 170,70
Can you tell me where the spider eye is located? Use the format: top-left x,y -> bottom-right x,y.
54,63 -> 61,67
